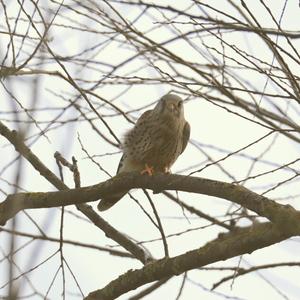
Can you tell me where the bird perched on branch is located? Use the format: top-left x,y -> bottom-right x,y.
97,93 -> 190,211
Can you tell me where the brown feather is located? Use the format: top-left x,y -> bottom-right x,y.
97,94 -> 190,211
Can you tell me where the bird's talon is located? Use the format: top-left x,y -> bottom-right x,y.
141,164 -> 154,176
164,167 -> 171,174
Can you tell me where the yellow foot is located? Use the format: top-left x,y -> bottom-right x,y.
141,164 -> 154,176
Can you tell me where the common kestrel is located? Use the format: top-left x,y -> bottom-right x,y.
97,93 -> 190,211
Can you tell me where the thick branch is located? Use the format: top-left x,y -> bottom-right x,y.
85,222 -> 291,300
2,172 -> 300,235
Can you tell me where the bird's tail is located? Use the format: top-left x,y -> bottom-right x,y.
98,154 -> 128,211
97,191 -> 127,211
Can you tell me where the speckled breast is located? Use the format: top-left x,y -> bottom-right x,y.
126,122 -> 182,172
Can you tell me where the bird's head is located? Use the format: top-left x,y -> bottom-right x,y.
154,94 -> 184,119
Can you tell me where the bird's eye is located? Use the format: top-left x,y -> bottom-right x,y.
177,101 -> 182,107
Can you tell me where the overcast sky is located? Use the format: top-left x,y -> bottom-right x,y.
1,0 -> 300,299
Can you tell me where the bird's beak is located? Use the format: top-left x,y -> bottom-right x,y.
170,103 -> 180,116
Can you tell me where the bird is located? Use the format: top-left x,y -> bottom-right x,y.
97,93 -> 190,211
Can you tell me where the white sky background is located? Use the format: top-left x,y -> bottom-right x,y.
0,0 -> 300,299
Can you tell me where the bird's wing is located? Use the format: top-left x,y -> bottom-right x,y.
132,109 -> 155,155
181,121 -> 190,154
135,109 -> 153,125
117,109 -> 153,174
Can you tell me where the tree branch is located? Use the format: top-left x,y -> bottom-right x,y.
2,172 -> 300,234
85,222 -> 291,300
0,121 -> 152,264
2,121 -> 300,299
